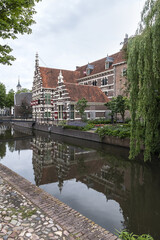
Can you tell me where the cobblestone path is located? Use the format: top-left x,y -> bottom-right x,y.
0,176 -> 71,240
0,164 -> 119,240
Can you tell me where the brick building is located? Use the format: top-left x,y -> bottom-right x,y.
32,46 -> 127,122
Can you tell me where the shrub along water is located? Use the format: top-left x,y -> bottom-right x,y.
117,230 -> 154,240
96,124 -> 130,139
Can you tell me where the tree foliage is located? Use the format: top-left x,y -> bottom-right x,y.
0,82 -> 6,108
105,98 -> 117,123
105,95 -> 129,123
17,88 -> 31,93
5,89 -> 15,110
127,0 -> 160,161
0,0 -> 40,65
116,95 -> 129,122
76,98 -> 88,120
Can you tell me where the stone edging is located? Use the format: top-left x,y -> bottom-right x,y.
0,163 -> 119,240
14,121 -> 131,149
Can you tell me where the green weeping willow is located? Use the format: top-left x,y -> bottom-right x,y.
127,0 -> 160,161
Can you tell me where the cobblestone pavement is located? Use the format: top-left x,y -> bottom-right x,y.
0,177 -> 72,240
0,164 -> 119,240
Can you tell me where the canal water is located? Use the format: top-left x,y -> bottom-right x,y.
0,123 -> 160,239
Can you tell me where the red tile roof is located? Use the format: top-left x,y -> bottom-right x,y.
76,51 -> 125,78
39,51 -> 125,88
40,67 -> 80,88
65,83 -> 109,103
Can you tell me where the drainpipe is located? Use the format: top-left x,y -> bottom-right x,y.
113,66 -> 116,97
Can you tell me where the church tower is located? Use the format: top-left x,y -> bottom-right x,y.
16,77 -> 22,92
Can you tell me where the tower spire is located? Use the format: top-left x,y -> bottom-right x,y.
16,76 -> 22,92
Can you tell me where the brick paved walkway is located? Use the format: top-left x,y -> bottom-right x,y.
0,163 -> 119,240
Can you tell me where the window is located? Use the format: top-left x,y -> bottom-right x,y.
105,91 -> 108,96
86,64 -> 94,75
45,93 -> 51,104
105,62 -> 109,69
58,105 -> 64,119
102,77 -> 108,85
86,68 -> 91,75
92,80 -> 97,86
59,91 -> 62,98
70,105 -> 74,119
105,56 -> 114,69
122,68 -> 127,77
45,112 -> 51,118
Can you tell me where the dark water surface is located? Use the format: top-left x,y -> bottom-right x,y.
0,124 -> 160,239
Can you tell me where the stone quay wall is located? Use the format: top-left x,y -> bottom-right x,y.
13,121 -> 130,148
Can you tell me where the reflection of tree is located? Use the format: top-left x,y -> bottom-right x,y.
8,140 -> 15,152
0,142 -> 6,159
101,166 -> 124,190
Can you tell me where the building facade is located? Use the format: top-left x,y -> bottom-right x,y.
32,47 -> 127,122
14,92 -> 32,118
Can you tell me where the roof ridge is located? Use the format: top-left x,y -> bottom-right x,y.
39,66 -> 75,72
76,51 -> 122,69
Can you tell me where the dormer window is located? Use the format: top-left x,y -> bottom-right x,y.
105,62 -> 109,69
105,56 -> 114,70
86,64 -> 94,75
86,68 -> 91,75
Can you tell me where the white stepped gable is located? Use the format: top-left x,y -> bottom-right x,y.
58,70 -> 64,84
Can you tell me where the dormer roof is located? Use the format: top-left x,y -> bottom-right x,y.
76,51 -> 125,78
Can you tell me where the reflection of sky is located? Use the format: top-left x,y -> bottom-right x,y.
1,143 -> 35,184
40,179 -> 123,234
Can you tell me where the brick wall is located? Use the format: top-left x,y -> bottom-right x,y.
115,63 -> 128,97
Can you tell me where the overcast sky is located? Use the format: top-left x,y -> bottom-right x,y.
0,0 -> 146,92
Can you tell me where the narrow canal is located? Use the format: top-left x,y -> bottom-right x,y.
0,123 -> 160,239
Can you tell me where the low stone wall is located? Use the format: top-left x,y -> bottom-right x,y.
13,121 -> 34,129
14,121 -> 131,149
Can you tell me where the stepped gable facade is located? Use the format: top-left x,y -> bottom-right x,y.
32,49 -> 127,122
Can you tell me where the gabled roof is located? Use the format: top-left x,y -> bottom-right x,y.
38,50 -> 125,89
40,67 -> 80,88
76,51 -> 125,78
65,83 -> 109,103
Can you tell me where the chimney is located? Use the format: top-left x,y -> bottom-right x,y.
124,34 -> 128,45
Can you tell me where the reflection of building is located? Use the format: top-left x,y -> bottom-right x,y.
31,134 -> 160,239
31,135 -> 104,188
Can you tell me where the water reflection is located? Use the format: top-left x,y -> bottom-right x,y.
0,124 -> 160,239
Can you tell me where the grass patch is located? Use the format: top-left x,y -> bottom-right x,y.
6,206 -> 37,219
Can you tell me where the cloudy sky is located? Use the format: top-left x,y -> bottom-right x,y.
1,0 -> 146,92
